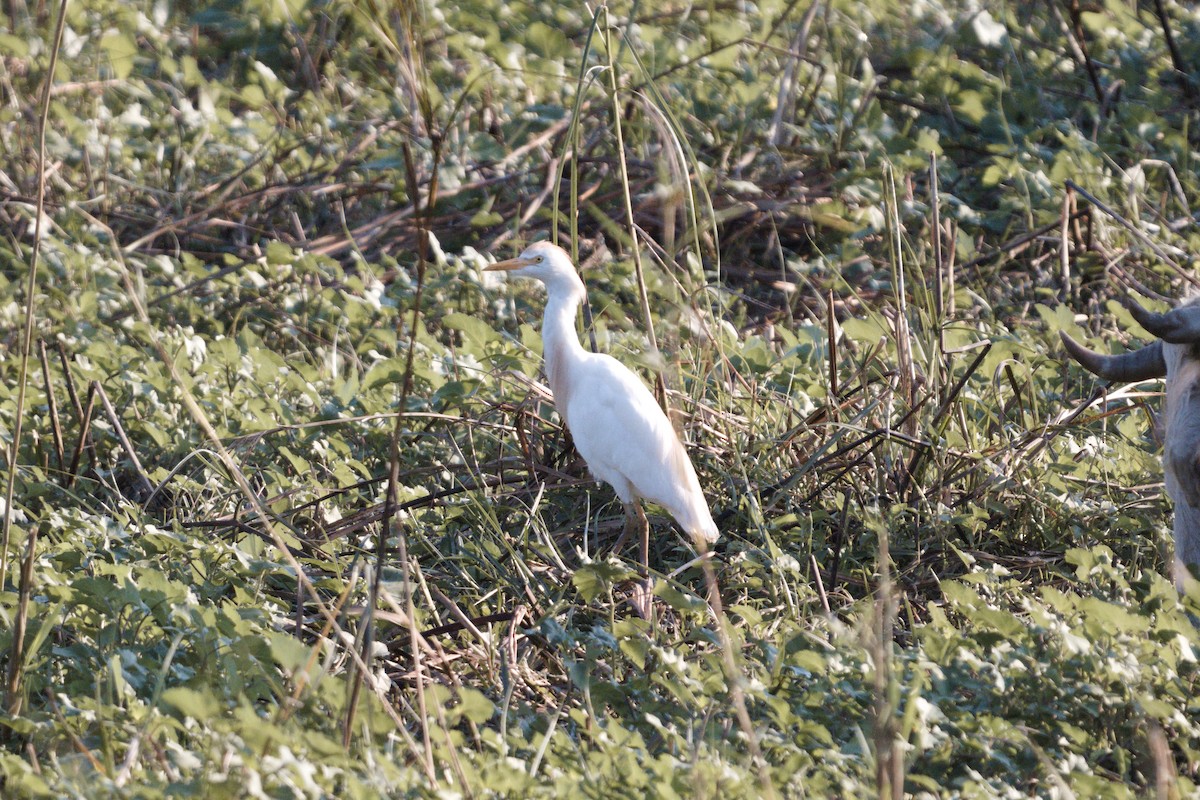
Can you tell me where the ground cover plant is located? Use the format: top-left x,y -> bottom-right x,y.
1,0 -> 1200,796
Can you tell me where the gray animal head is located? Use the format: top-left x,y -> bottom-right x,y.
1062,294 -> 1200,589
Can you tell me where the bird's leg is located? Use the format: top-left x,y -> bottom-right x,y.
620,502 -> 649,570
624,502 -> 652,618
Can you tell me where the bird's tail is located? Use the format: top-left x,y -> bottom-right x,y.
689,509 -> 719,548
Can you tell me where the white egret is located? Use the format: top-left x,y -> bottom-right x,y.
485,242 -> 718,609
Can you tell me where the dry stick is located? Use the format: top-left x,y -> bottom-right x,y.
1060,186 -> 1073,302
809,553 -> 831,615
827,289 -> 838,422
426,584 -> 491,645
799,393 -> 935,507
3,0 -> 68,724
1064,180 -> 1198,286
1057,0 -> 1104,105
945,218 -> 957,317
55,341 -> 86,424
930,152 -> 945,358
37,340 -> 65,474
755,0 -> 819,57
884,164 -> 915,441
420,611 -> 513,640
93,381 -> 155,500
45,691 -> 107,775
275,561 -> 369,730
64,384 -> 98,490
1146,720 -> 1179,799
1152,0 -> 1191,97
958,211 -> 1088,273
827,492 -> 852,591
950,385 -> 1110,510
178,468 -> 532,545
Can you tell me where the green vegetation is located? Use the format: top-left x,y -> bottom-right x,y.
1,0 -> 1199,795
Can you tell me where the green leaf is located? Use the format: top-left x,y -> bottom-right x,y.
267,631 -> 313,672
653,582 -> 707,614
100,33 -> 138,80
457,689 -> 495,725
525,22 -> 571,59
363,357 -> 408,391
0,34 -> 28,58
161,687 -> 222,721
572,561 -> 636,602
469,210 -> 504,228
443,312 -> 500,348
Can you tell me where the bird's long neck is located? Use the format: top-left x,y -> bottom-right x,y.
540,282 -> 586,404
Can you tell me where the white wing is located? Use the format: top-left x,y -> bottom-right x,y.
560,353 -> 718,543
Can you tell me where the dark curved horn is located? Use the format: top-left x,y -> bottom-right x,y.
1060,331 -> 1165,381
1123,296 -> 1200,344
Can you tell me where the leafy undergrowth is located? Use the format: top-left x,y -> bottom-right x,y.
2,0 -> 1200,796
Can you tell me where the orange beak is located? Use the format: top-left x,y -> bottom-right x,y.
484,256 -> 536,272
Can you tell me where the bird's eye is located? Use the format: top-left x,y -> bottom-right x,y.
536,256 -> 543,262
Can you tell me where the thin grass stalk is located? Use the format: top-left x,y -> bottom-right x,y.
333,0 -> 468,770
550,4 -> 601,248
600,8 -> 666,407
632,94 -> 692,283
600,26 -> 768,791
871,514 -> 902,800
1060,187 -> 1073,302
945,218 -> 957,317
3,522 -> 40,722
1147,720 -> 1180,800
3,0 -> 68,723
699,556 -> 777,799
549,5 -> 602,352
1,0 -> 67,589
898,342 -> 992,501
883,163 -> 916,444
929,152 -> 945,362
827,289 -> 839,419
338,0 -> 447,770
621,36 -> 721,286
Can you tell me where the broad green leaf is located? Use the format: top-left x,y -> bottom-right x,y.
161,687 -> 222,721
100,33 -> 138,80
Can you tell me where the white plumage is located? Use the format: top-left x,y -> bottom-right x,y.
486,242 -> 718,603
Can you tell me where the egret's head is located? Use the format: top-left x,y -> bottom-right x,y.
484,241 -> 580,290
